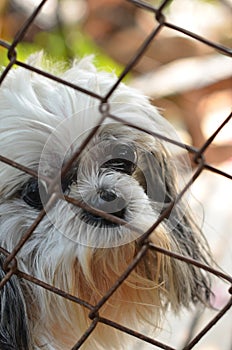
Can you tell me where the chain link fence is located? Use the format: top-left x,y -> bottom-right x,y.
0,0 -> 231,349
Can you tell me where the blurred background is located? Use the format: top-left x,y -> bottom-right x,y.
0,0 -> 231,349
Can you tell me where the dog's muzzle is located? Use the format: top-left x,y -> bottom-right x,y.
81,187 -> 126,227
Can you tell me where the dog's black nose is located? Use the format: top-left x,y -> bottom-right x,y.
98,188 -> 117,202
81,188 -> 126,226
98,188 -> 126,219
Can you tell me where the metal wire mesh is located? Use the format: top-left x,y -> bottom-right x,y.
0,0 -> 231,349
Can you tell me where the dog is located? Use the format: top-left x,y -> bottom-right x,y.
0,54 -> 211,349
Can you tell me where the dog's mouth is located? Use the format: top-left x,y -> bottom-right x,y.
80,207 -> 126,227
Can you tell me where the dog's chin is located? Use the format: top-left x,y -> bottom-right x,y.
37,225 -> 170,350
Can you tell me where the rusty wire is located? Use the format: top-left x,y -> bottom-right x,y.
0,0 -> 231,349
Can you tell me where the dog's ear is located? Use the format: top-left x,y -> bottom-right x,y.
0,255 -> 31,350
139,144 -> 212,305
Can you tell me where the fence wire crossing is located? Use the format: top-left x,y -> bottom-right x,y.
0,0 -> 232,349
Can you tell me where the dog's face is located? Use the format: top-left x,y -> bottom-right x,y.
0,56 -> 211,349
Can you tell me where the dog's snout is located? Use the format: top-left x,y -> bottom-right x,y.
96,188 -> 126,218
81,188 -> 126,226
98,188 -> 117,202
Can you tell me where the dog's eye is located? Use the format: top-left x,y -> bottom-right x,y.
103,143 -> 137,175
21,178 -> 47,210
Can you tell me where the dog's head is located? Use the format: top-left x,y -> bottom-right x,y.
0,55 -> 211,349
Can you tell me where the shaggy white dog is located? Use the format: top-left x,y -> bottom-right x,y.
0,55 -> 211,349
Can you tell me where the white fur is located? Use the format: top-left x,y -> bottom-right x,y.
0,55 -> 211,349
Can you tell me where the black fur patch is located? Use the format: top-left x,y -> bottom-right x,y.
0,255 -> 31,350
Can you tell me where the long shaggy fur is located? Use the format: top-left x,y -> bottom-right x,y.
0,54 -> 211,349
